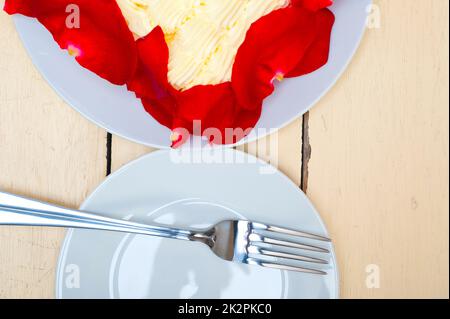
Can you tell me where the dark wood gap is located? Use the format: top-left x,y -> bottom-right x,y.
106,132 -> 112,176
300,112 -> 311,192
105,118 -> 308,181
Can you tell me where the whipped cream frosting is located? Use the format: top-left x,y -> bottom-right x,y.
116,0 -> 289,90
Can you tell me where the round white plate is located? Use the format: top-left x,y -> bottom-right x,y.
56,149 -> 338,299
13,0 -> 370,148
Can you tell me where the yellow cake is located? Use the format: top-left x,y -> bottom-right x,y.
116,0 -> 289,90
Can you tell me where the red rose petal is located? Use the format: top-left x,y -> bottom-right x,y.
4,0 -> 137,85
128,27 -> 173,100
232,7 -> 329,110
292,0 -> 333,11
176,84 -> 235,130
175,83 -> 259,145
287,8 -> 335,77
127,27 -> 177,129
4,0 -> 35,16
139,97 -> 174,130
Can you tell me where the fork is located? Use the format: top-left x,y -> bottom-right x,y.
0,191 -> 331,275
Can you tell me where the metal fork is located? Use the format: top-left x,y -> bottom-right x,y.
0,191 -> 331,275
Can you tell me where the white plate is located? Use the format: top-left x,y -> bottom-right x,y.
13,0 -> 370,148
56,149 -> 338,299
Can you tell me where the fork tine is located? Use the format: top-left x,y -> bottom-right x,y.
246,257 -> 327,275
248,246 -> 328,264
249,233 -> 330,253
252,222 -> 331,242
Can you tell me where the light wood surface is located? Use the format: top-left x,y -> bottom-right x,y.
0,0 -> 448,298
306,0 -> 449,298
0,11 -> 107,298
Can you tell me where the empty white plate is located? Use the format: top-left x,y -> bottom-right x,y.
56,149 -> 338,298
13,0 -> 370,148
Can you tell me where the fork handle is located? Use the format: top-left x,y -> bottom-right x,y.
0,191 -> 195,241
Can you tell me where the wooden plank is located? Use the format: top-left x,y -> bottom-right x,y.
112,120 -> 302,186
112,119 -> 302,186
0,12 -> 107,298
236,118 -> 303,186
306,0 -> 449,298
111,136 -> 154,172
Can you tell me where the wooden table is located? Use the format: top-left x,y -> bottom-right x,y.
0,0 -> 448,298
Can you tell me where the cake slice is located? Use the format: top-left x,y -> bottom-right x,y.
116,0 -> 290,90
